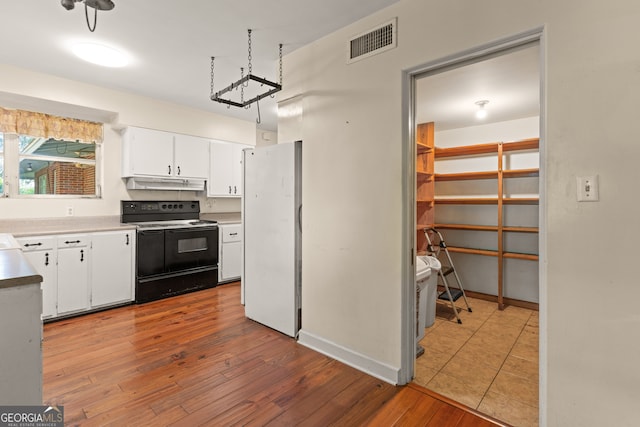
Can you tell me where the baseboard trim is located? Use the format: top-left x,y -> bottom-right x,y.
297,329 -> 400,385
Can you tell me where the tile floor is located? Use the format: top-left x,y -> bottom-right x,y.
414,295 -> 539,427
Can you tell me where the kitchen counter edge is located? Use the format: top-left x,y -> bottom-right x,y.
0,249 -> 43,289
0,216 -> 137,238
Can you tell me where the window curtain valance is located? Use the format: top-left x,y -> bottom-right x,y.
0,107 -> 102,143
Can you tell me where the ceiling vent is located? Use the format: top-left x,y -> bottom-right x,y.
347,18 -> 397,64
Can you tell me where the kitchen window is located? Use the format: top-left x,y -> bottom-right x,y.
0,107 -> 102,198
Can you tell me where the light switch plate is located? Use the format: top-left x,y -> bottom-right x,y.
577,175 -> 599,202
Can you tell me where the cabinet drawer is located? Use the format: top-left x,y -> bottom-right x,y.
57,235 -> 90,248
18,236 -> 55,251
221,224 -> 242,243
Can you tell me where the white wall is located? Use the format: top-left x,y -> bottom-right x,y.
256,129 -> 278,147
0,64 -> 254,219
281,1 -> 640,425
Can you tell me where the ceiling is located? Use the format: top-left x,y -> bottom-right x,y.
416,43 -> 540,131
0,2 -> 539,134
0,0 -> 400,132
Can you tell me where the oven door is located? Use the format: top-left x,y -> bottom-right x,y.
164,226 -> 218,272
137,230 -> 165,277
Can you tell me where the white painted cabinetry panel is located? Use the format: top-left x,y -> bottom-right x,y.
174,133 -> 210,179
122,126 -> 210,179
56,234 -> 91,315
219,223 -> 242,282
122,126 -> 174,177
18,236 -> 57,319
91,230 -> 134,308
209,141 -> 250,197
18,230 -> 135,320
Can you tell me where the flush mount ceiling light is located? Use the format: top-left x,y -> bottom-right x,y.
475,100 -> 489,120
72,42 -> 128,67
210,29 -> 283,124
61,0 -> 115,32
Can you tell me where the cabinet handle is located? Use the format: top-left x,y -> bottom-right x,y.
24,242 -> 42,247
65,240 -> 81,244
126,234 -> 130,245
228,185 -> 232,194
229,232 -> 238,236
80,249 -> 84,262
177,166 -> 181,175
168,165 -> 172,175
45,253 -> 49,266
234,186 -> 237,194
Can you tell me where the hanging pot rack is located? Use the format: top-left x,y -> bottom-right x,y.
210,29 -> 283,123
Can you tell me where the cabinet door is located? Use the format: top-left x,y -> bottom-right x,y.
91,231 -> 134,307
57,243 -> 90,315
208,142 -> 234,196
221,241 -> 242,281
21,247 -> 58,319
220,224 -> 242,281
174,134 -> 210,179
231,144 -> 248,197
124,127 -> 174,177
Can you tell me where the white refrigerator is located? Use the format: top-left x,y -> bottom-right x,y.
242,141 -> 302,338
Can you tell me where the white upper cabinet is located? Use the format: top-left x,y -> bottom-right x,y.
209,141 -> 251,197
122,127 -> 209,179
174,133 -> 210,179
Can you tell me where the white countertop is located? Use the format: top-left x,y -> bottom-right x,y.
0,213 -> 241,237
0,216 -> 137,237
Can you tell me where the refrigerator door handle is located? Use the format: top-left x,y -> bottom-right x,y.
298,204 -> 302,233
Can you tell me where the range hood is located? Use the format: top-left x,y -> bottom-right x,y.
125,177 -> 206,191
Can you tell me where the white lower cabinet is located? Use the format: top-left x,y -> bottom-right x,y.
91,230 -> 134,308
56,235 -> 91,315
17,229 -> 135,319
219,223 -> 242,282
19,236 -> 57,320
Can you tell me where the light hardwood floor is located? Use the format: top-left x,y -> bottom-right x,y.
43,282 -> 504,426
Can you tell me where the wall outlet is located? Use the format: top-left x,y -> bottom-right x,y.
66,206 -> 74,216
577,175 -> 599,202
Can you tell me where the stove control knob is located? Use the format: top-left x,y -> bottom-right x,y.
179,204 -> 183,209
162,204 -> 167,209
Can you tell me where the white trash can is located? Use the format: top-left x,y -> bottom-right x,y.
416,255 -> 441,342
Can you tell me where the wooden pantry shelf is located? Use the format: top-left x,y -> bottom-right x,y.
503,226 -> 539,233
433,224 -> 539,234
432,138 -> 540,309
504,252 -> 539,261
416,122 -> 435,254
434,197 -> 539,205
434,137 -> 539,158
416,171 -> 433,180
447,247 -> 538,261
446,246 -> 498,257
435,168 -> 539,181
433,223 -> 498,232
435,171 -> 498,181
503,168 -> 539,179
416,142 -> 433,154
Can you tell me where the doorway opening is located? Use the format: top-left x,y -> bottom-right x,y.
403,30 -> 545,427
